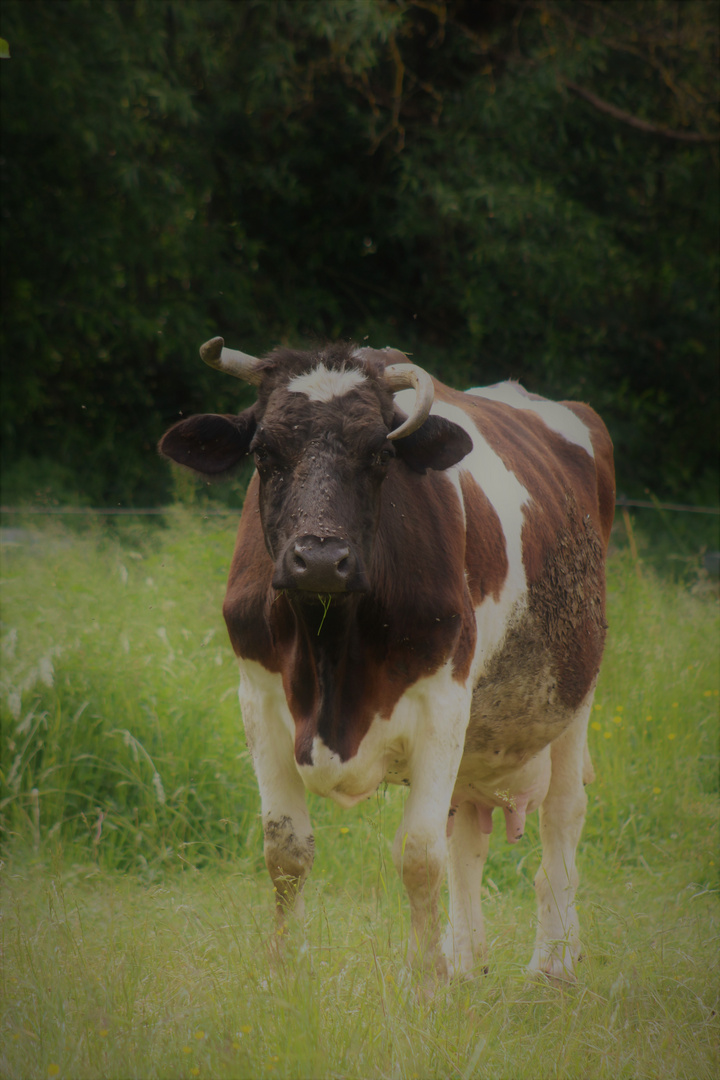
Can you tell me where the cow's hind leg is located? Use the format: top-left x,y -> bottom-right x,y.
443,801 -> 490,977
529,694 -> 593,981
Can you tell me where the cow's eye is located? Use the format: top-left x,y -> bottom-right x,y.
253,443 -> 272,468
373,447 -> 394,467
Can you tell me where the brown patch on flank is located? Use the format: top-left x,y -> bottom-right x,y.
435,380 -> 614,757
465,605 -> 573,761
459,471 -> 508,606
527,493 -> 607,709
561,400 -> 616,548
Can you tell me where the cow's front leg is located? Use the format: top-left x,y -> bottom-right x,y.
529,694 -> 593,981
239,662 -> 314,924
263,799 -> 314,923
392,679 -> 470,983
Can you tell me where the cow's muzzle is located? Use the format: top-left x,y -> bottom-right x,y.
272,535 -> 368,594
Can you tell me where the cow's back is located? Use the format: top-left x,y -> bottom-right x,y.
430,380 -> 615,768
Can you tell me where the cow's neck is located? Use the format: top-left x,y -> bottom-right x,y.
279,593 -> 372,765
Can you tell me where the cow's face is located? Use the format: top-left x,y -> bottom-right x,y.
252,364 -> 398,594
159,345 -> 472,598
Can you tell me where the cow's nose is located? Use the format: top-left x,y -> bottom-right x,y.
273,535 -> 362,593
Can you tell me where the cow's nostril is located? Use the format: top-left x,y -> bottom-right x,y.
276,535 -> 365,594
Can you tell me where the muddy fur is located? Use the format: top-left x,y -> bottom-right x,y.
466,495 -> 606,762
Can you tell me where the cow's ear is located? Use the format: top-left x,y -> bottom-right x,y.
159,408 -> 257,476
392,413 -> 473,473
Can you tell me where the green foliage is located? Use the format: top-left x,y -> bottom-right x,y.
2,862 -> 717,1079
0,517 -> 718,1076
0,514 -> 261,871
1,1 -> 717,504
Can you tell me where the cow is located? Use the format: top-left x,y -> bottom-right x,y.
159,336 -> 615,988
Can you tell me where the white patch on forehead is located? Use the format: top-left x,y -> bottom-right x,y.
286,364 -> 367,403
466,382 -> 595,457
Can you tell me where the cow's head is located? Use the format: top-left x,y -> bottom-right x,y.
159,338 -> 472,597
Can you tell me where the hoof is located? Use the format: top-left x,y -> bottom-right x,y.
528,939 -> 580,984
527,958 -> 578,986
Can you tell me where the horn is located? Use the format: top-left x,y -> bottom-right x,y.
199,336 -> 264,386
383,362 -> 435,440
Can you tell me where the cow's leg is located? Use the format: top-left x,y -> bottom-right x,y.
443,800 -> 490,976
392,677 -> 470,983
238,662 -> 314,923
261,778 -> 314,923
529,694 -> 593,981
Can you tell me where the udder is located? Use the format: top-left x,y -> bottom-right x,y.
449,746 -> 552,844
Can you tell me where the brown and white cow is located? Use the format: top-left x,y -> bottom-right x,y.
160,337 -> 615,985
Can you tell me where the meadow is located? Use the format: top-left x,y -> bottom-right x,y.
0,511 -> 718,1080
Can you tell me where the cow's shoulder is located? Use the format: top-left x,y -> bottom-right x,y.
559,399 -> 615,547
223,474 -> 281,668
437,380 -> 613,537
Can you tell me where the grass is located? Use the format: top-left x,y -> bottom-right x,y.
0,511 -> 718,1078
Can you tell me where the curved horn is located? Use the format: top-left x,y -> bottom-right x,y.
384,362 -> 435,440
199,336 -> 264,386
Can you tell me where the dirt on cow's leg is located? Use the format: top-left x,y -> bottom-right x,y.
264,815 -> 315,926
261,813 -> 315,969
443,800 -> 490,977
393,824 -> 449,994
392,678 -> 471,993
528,692 -> 594,982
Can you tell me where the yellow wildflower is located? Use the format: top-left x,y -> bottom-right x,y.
603,731 -> 612,739
612,716 -> 622,725
239,1025 -> 252,1035
194,1030 -> 205,1040
591,721 -> 602,731
668,733 -> 676,740
181,1046 -> 192,1055
47,1068 -> 60,1078
339,827 -> 349,834
652,787 -> 661,795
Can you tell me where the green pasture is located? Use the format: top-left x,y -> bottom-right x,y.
0,513 -> 718,1079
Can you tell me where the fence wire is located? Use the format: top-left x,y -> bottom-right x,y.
1,499 -> 719,517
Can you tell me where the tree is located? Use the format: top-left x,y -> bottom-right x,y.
1,1 -> 717,504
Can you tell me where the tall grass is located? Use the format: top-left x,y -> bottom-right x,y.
0,512 -> 260,872
1,513 -> 718,1079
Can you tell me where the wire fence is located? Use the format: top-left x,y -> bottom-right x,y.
1,498 -> 719,516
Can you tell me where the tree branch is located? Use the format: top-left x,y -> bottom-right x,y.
564,79 -> 719,143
